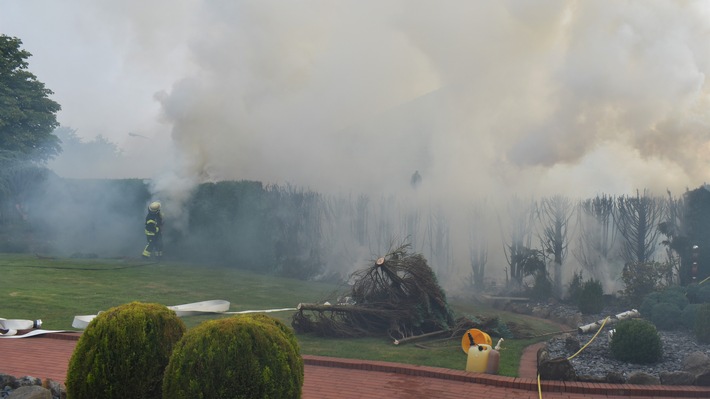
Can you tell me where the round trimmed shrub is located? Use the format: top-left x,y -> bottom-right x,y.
162,314 -> 303,399
640,287 -> 688,318
66,302 -> 186,399
687,284 -> 710,304
610,319 -> 662,364
639,292 -> 662,318
682,303 -> 700,329
649,302 -> 682,330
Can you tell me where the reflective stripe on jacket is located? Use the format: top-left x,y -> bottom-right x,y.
145,219 -> 160,235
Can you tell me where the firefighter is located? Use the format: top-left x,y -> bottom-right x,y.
142,201 -> 163,260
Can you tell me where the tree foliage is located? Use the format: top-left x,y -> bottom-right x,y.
501,196 -> 537,288
48,127 -> 123,177
468,201 -> 489,290
0,35 -> 61,162
657,190 -> 685,285
574,194 -> 616,281
614,190 -> 665,264
538,195 -> 574,296
674,186 -> 710,284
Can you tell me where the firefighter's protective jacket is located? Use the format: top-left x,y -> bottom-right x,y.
145,212 -> 163,236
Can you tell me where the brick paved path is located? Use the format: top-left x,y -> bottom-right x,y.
1,333 -> 709,398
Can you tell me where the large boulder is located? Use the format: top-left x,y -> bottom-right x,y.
6,385 -> 51,399
696,371 -> 710,387
537,347 -> 577,381
682,351 -> 710,377
659,371 -> 696,386
627,371 -> 660,385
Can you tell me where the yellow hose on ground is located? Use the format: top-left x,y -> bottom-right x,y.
537,316 -> 610,398
567,316 -> 609,361
537,373 -> 542,399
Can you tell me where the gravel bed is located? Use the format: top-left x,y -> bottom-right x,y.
547,329 -> 710,379
545,307 -> 710,380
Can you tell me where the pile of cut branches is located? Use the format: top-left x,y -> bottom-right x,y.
292,244 -> 455,340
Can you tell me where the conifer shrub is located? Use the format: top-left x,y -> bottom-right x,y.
577,279 -> 604,315
162,314 -> 304,399
610,319 -> 662,364
639,287 -> 689,330
566,270 -> 584,304
682,304 -> 700,330
621,261 -> 672,306
695,304 -> 710,344
649,302 -> 682,330
66,302 -> 186,399
686,284 -> 710,304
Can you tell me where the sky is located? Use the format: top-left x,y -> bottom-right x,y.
2,0 -> 710,200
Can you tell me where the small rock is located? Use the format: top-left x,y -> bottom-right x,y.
0,374 -> 18,390
15,378 -> 40,388
576,374 -> 606,383
42,379 -> 65,399
605,371 -> 626,384
659,371 -> 695,386
564,334 -> 580,352
696,371 -> 710,387
627,371 -> 660,385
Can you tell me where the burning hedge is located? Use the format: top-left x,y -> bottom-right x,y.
292,244 -> 455,339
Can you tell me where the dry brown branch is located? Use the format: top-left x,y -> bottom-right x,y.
292,243 -> 454,339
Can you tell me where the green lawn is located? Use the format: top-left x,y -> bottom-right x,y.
0,254 -> 562,376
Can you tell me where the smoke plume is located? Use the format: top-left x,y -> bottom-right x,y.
3,0 -> 710,287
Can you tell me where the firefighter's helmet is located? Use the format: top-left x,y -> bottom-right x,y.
149,201 -> 161,213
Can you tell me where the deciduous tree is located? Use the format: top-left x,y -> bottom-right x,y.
0,35 -> 61,162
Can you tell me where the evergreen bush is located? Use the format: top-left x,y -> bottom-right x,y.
681,303 -> 700,330
610,319 -> 662,364
621,261 -> 672,307
529,272 -> 554,301
162,314 -> 304,399
695,304 -> 710,344
639,287 -> 689,330
66,302 -> 186,399
577,279 -> 604,315
686,284 -> 710,304
649,302 -> 682,330
566,270 -> 584,304
639,291 -> 662,318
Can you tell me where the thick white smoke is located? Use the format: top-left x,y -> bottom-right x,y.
147,0 -> 710,202
3,0 -> 710,288
3,1 -> 708,197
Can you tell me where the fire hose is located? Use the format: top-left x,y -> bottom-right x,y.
0,300 -> 297,338
537,316 -> 609,399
